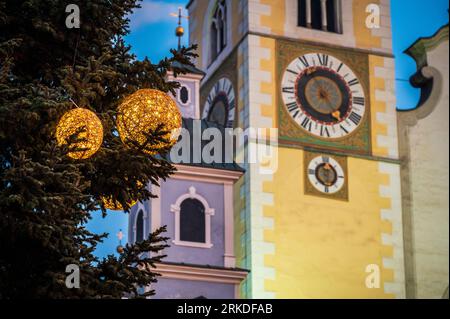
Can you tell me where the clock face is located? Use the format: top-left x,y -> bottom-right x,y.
203,77 -> 235,128
307,155 -> 345,194
282,53 -> 366,139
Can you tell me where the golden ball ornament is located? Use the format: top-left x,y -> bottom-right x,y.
102,195 -> 138,211
116,245 -> 125,254
116,89 -> 182,155
101,181 -> 144,211
56,108 -> 103,160
176,26 -> 185,37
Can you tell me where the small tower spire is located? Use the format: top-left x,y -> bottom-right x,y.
116,229 -> 124,254
170,7 -> 189,50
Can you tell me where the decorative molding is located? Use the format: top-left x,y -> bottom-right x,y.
405,24 -> 449,70
173,164 -> 243,185
247,31 -> 395,59
154,262 -> 248,285
167,71 -> 204,81
170,186 -> 215,249
397,66 -> 443,120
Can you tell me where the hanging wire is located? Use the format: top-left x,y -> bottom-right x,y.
68,97 -> 80,108
72,28 -> 81,71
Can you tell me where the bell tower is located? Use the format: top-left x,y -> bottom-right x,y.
187,0 -> 405,299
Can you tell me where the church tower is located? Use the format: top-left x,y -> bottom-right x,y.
187,0 -> 405,298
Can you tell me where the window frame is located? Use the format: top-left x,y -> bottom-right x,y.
134,209 -> 145,243
177,84 -> 192,106
297,0 -> 343,34
170,186 -> 215,248
208,0 -> 228,66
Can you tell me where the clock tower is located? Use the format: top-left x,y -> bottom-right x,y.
187,0 -> 405,299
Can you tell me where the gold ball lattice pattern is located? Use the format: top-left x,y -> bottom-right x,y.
101,181 -> 144,211
56,108 -> 103,160
102,196 -> 137,211
116,89 -> 182,155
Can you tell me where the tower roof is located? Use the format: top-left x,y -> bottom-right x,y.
166,118 -> 244,172
170,60 -> 205,76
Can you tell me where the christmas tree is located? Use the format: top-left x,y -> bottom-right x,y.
0,0 -> 197,298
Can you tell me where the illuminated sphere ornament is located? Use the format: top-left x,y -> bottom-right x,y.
56,108 -> 103,159
101,181 -> 144,211
101,196 -> 137,211
116,89 -> 182,155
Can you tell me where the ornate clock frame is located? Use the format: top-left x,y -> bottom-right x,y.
277,39 -> 372,156
304,150 -> 349,201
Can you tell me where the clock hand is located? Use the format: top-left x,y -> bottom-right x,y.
320,94 -> 341,121
306,71 -> 342,121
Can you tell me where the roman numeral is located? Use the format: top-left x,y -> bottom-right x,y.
348,78 -> 359,86
353,96 -> 365,106
324,186 -> 330,193
298,56 -> 310,68
308,169 -> 315,175
282,87 -> 295,94
286,102 -> 298,113
317,54 -> 329,67
320,126 -> 330,137
340,125 -> 349,134
286,69 -> 299,76
229,99 -> 235,109
336,62 -> 344,73
301,117 -> 311,130
227,85 -> 233,97
349,112 -> 362,125
322,156 -> 330,163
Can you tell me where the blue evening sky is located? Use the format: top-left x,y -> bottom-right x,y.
88,0 -> 449,259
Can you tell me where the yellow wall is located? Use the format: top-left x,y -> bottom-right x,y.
259,0 -> 285,34
353,0 -> 382,49
263,147 -> 396,298
253,0 -> 389,53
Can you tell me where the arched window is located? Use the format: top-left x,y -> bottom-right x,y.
180,198 -> 206,243
297,0 -> 342,34
180,86 -> 189,104
135,209 -> 144,243
209,0 -> 227,64
170,186 -> 215,248
210,20 -> 218,62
